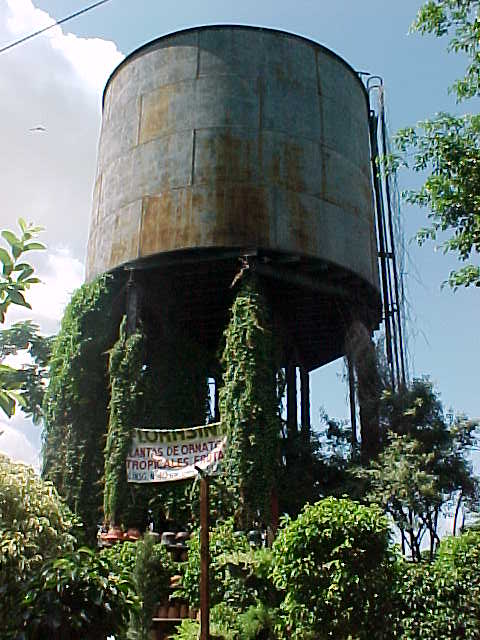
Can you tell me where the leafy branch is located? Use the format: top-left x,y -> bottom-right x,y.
0,219 -> 45,417
0,218 -> 45,322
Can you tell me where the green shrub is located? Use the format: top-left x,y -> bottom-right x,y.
179,517 -> 279,610
42,275 -> 118,541
13,547 -> 138,640
236,603 -> 279,640
173,619 -> 201,640
129,534 -> 176,639
99,539 -> 138,577
176,517 -> 280,640
179,518 -> 251,609
270,497 -> 394,640
394,530 -> 480,639
0,454 -> 77,632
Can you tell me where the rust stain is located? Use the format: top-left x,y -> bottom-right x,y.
271,150 -> 281,182
140,190 -> 193,256
222,131 -> 254,182
89,223 -> 112,277
195,130 -> 259,187
265,139 -> 305,192
216,185 -> 269,246
86,231 -> 97,280
140,194 -> 169,256
109,205 -> 142,266
171,189 -> 193,248
138,86 -> 170,145
286,190 -> 315,255
283,141 -> 304,192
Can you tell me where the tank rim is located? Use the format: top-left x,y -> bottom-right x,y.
103,24 -> 369,109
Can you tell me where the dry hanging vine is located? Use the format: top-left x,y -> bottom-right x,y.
219,273 -> 281,528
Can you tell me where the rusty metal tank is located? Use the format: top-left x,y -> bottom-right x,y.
86,26 -> 381,369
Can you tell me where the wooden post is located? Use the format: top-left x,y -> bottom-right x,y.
200,475 -> 210,640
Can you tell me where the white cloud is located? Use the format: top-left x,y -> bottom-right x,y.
1,0 -> 124,261
6,249 -> 85,328
0,418 -> 41,473
1,1 -> 125,466
5,0 -> 123,97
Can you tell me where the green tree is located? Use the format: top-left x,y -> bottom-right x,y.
270,497 -> 394,640
0,320 -> 53,423
0,219 -> 45,416
0,453 -> 78,632
363,379 -> 478,561
393,1 -> 480,288
13,547 -> 138,640
393,530 -> 480,639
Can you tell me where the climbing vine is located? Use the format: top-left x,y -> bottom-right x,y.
104,316 -> 145,526
219,274 -> 281,528
42,275 -> 119,541
43,269 -> 284,535
139,332 -> 212,530
103,316 -> 212,530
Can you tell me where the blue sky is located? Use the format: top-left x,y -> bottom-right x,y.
1,0 -> 478,464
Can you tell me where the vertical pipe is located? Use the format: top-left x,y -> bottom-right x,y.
126,269 -> 139,336
369,112 -> 395,385
286,362 -> 297,439
300,367 -> 310,439
378,101 -> 401,387
347,356 -> 357,447
200,476 -> 210,640
380,106 -> 407,387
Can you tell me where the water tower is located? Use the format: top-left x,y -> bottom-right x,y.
86,26 -> 382,457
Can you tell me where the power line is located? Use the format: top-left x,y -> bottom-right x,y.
0,0 -> 113,56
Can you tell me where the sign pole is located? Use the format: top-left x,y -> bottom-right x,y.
199,473 -> 210,640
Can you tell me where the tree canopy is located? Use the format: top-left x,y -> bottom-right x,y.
0,453 -> 77,630
393,0 -> 480,288
363,379 -> 478,561
0,219 -> 45,417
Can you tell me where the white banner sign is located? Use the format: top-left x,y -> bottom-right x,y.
126,422 -> 227,483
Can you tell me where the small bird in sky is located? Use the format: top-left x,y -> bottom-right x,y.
28,126 -> 46,132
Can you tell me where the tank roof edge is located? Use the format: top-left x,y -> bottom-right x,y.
102,24 -> 369,109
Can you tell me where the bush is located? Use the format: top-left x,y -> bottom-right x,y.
129,533 -> 176,639
394,530 -> 480,639
270,497 -> 394,640
12,547 -> 138,640
0,454 -> 77,631
177,518 -> 280,639
179,518 -> 251,609
99,539 -> 138,577
236,603 -> 279,640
